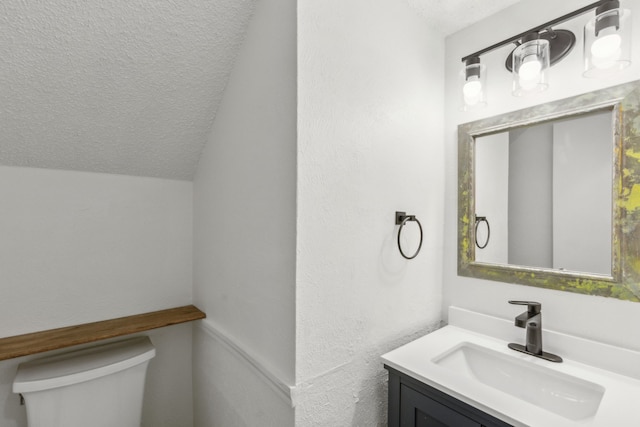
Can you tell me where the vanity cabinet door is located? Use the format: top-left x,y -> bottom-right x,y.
400,384 -> 482,427
386,366 -> 513,427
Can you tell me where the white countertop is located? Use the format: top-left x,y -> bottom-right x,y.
381,307 -> 640,427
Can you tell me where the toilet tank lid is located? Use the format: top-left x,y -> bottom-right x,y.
13,336 -> 155,394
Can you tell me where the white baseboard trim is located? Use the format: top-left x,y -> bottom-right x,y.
196,319 -> 296,407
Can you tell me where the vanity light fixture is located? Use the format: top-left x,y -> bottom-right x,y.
460,56 -> 487,110
460,0 -> 632,108
511,33 -> 551,96
584,0 -> 632,77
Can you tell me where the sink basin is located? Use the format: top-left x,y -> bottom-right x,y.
433,342 -> 605,421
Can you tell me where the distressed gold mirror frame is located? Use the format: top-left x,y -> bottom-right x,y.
458,80 -> 640,302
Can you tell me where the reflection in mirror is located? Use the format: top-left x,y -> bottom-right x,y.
474,110 -> 613,276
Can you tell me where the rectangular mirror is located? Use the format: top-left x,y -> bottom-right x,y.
458,80 -> 640,302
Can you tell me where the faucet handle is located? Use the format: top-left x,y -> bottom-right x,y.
508,300 -> 541,314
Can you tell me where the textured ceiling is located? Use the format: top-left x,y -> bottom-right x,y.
405,0 -> 522,35
0,0 -> 519,181
0,0 -> 256,180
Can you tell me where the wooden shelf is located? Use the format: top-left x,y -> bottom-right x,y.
0,305 -> 206,361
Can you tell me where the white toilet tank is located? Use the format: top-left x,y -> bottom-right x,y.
13,336 -> 155,427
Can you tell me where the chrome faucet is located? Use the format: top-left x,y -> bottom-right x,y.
508,300 -> 562,363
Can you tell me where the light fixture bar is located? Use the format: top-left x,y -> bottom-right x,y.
461,0 -> 610,63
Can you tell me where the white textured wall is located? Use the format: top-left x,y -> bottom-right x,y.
296,0 -> 445,425
444,0 -> 640,350
0,166 -> 194,427
192,0 -> 297,424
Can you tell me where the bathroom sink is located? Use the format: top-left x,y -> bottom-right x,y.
381,307 -> 640,427
433,342 -> 605,420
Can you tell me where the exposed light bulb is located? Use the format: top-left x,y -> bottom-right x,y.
517,55 -> 543,91
518,55 -> 542,82
590,32 -> 622,69
463,77 -> 482,106
591,33 -> 622,57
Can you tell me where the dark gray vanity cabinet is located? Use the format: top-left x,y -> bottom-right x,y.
386,366 -> 513,427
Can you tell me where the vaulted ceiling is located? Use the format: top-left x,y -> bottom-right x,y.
0,0 -> 257,180
0,0 -> 519,181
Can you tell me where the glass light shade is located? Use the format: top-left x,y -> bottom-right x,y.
512,39 -> 550,96
584,8 -> 631,78
460,62 -> 487,110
